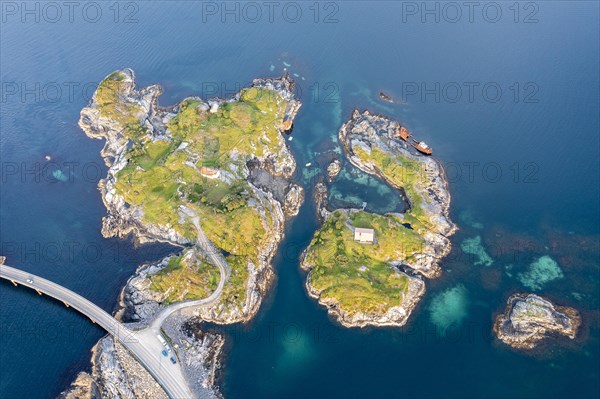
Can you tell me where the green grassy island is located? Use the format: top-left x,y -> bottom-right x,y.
80,69 -> 302,323
301,110 -> 456,327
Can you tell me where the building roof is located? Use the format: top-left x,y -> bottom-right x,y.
354,228 -> 375,242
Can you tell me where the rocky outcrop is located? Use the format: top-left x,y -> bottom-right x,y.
60,323 -> 224,399
325,159 -> 342,182
494,293 -> 581,349
379,92 -> 394,103
60,336 -> 169,399
59,372 -> 100,399
162,315 -> 224,399
283,184 -> 304,216
252,74 -> 301,177
313,180 -> 329,223
117,256 -> 173,323
180,319 -> 226,392
246,161 -> 304,219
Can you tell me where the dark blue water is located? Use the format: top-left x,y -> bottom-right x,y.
1,2 -> 598,398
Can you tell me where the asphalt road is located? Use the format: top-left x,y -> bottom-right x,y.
148,206 -> 231,331
0,264 -> 195,399
0,208 -> 232,399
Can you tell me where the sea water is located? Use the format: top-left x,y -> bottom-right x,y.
1,3 -> 598,398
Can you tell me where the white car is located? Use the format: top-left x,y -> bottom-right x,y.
26,278 -> 33,284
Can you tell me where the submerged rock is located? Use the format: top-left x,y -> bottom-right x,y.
458,210 -> 484,229
461,235 -> 493,267
517,255 -> 564,291
494,293 -> 581,350
429,284 -> 469,332
52,169 -> 69,182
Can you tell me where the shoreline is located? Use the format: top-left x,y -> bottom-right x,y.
302,262 -> 426,328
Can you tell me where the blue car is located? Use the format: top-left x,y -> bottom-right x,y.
161,350 -> 168,357
170,357 -> 177,364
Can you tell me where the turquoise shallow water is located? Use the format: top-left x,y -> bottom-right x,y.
1,2 -> 598,398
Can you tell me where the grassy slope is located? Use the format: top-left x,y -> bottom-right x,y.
97,72 -> 288,310
95,71 -> 147,139
353,146 -> 433,230
150,251 -> 219,304
304,210 -> 424,314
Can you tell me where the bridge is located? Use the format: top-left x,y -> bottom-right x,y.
0,264 -> 195,399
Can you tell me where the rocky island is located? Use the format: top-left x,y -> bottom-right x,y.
301,110 -> 456,327
494,293 -> 581,350
62,69 -> 302,397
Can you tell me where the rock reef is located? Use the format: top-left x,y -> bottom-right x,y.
494,293 -> 581,349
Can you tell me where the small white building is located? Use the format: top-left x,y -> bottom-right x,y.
209,101 -> 219,113
354,228 -> 375,244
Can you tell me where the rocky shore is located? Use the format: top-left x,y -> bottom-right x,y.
494,293 -> 581,350
301,110 -> 455,328
79,70 -> 188,246
63,69 -> 303,397
325,159 -> 342,182
339,110 -> 456,278
305,280 -> 425,328
60,316 -> 224,399
60,336 -> 169,399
